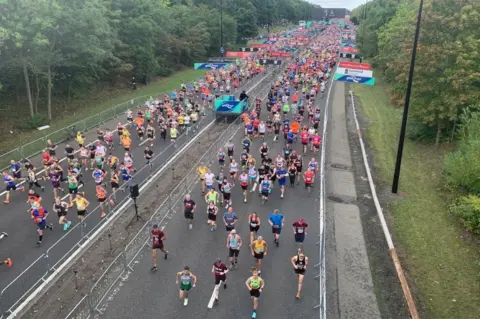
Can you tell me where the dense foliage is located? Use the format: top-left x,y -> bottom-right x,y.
352,0 -> 480,145
0,0 -> 315,126
352,0 -> 480,233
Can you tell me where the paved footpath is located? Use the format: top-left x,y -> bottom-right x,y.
94,86 -> 327,319
325,82 -> 381,319
0,73 -> 264,313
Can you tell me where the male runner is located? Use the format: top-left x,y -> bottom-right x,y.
150,224 -> 168,272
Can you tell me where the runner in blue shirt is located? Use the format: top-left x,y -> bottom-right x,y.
276,166 -> 287,199
223,207 -> 238,233
268,209 -> 284,247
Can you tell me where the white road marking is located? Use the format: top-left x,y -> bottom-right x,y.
207,281 -> 222,309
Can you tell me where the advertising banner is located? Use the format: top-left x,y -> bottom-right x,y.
241,47 -> 259,52
338,61 -> 372,70
270,51 -> 292,58
336,67 -> 373,78
334,74 -> 375,86
264,40 -> 277,45
194,63 -> 230,70
249,43 -> 270,48
296,37 -> 309,41
226,51 -> 253,58
341,47 -> 359,53
258,59 -> 282,65
216,100 -> 241,112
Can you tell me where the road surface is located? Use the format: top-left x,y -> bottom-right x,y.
94,82 -> 326,319
0,73 -> 266,314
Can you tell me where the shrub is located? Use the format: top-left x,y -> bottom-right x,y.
13,114 -> 50,132
450,195 -> 480,234
444,140 -> 480,193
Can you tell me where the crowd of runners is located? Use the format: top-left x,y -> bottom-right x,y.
147,24 -> 341,319
0,57 -> 262,262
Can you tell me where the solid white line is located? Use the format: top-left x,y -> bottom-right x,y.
60,184 -> 84,201
7,119 -> 217,319
349,91 -> 394,248
207,281 -> 222,309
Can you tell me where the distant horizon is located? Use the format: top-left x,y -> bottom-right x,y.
306,0 -> 368,11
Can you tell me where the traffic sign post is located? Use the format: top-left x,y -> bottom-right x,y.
258,59 -> 282,66
220,47 -> 225,58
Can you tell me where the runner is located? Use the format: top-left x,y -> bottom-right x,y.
0,258 -> 12,267
144,146 -> 154,170
212,258 -> 229,297
276,164 -> 287,199
248,212 -> 261,243
206,200 -> 218,231
220,177 -> 233,209
70,192 -> 90,225
226,140 -> 235,161
226,229 -> 242,270
268,209 -> 284,247
229,160 -> 238,186
292,217 -> 308,248
96,185 -> 114,218
223,206 -> 238,233
3,171 -> 25,204
291,251 -> 309,299
251,236 -> 267,273
175,266 -> 197,306
303,167 -> 315,195
245,267 -> 265,319
183,194 -> 196,229
238,171 -> 249,203
260,175 -> 272,204
150,224 -> 168,272
53,197 -> 72,231
217,149 -> 226,167
197,162 -> 208,194
31,203 -> 53,246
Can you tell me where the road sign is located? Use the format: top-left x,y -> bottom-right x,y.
258,59 -> 282,65
220,47 -> 225,54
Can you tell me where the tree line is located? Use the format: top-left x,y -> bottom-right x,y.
0,0 -> 316,129
352,0 -> 480,233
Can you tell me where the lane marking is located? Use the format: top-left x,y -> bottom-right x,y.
207,281 -> 222,309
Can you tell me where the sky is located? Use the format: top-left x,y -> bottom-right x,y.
307,0 -> 367,11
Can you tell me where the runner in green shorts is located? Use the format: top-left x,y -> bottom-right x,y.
176,266 -> 197,306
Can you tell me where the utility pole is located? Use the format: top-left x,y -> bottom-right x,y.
220,0 -> 224,57
392,0 -> 424,194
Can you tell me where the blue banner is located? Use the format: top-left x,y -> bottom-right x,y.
216,101 -> 241,113
334,74 -> 375,86
194,63 -> 230,70
264,40 -> 277,45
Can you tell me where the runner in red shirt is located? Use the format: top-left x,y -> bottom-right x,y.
312,133 -> 321,154
300,128 -> 309,154
212,258 -> 229,289
303,168 -> 315,195
150,224 -> 168,272
41,150 -> 53,177
292,218 -> 309,248
253,118 -> 260,138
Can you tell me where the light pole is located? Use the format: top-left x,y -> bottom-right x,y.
220,0 -> 224,58
392,0 -> 424,194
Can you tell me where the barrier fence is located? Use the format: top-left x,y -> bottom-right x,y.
65,65 -> 283,319
0,67 -> 275,319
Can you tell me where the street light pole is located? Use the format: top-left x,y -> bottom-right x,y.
220,0 -> 224,58
392,0 -> 424,194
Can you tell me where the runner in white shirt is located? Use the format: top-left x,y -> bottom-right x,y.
205,170 -> 215,190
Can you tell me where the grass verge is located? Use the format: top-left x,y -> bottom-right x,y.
354,75 -> 480,319
0,68 -> 204,155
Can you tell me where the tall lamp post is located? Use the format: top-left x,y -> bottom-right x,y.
220,0 -> 224,58
392,0 -> 424,194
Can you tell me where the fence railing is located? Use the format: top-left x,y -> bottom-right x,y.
0,76 -> 208,170
64,66 -> 281,319
0,67 -> 275,319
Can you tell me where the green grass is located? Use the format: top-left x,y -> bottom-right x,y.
0,69 -> 204,156
354,76 -> 480,319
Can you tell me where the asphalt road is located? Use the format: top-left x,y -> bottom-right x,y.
0,73 -> 266,313
96,80 -> 329,319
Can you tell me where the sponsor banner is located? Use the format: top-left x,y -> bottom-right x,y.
194,63 -> 230,70
241,47 -> 259,52
249,43 -> 270,48
269,37 -> 278,41
336,68 -> 373,78
296,37 -> 309,41
226,51 -> 253,58
270,51 -> 292,58
208,57 -> 236,62
334,74 -> 375,86
341,47 -> 359,53
216,100 -> 241,112
258,59 -> 282,65
264,40 -> 277,45
338,61 -> 372,70
341,42 -> 356,47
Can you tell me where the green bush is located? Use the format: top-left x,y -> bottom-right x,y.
450,195 -> 480,234
444,140 -> 480,193
13,114 -> 50,132
406,119 -> 438,142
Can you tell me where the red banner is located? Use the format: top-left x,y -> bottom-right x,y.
249,43 -> 270,48
268,38 -> 277,41
341,47 -> 360,53
296,37 -> 309,41
226,51 -> 253,58
338,61 -> 372,70
270,52 -> 292,58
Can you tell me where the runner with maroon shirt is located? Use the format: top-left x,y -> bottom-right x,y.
292,218 -> 308,248
150,224 -> 168,272
212,258 -> 229,303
